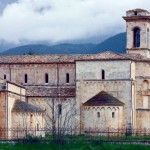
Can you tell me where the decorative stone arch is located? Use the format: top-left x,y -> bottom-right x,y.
117,107 -> 120,110
112,107 -> 117,111
107,107 -> 112,111
100,107 -> 105,111
131,26 -> 141,31
96,107 -> 101,111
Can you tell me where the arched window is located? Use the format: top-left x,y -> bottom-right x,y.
143,80 -> 149,90
24,74 -> 28,83
97,112 -> 100,118
133,27 -> 140,47
45,73 -> 49,83
112,112 -> 115,118
102,70 -> 105,80
58,104 -> 62,116
66,73 -> 70,83
4,74 -> 6,80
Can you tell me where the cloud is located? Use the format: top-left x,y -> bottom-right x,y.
0,0 -> 150,44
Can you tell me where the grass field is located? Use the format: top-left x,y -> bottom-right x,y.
0,142 -> 150,150
1,134 -> 150,150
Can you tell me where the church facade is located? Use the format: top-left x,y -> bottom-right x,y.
0,8 -> 150,138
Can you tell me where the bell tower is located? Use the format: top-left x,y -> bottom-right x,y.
123,9 -> 150,57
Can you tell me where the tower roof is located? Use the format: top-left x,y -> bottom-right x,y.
123,8 -> 150,21
127,8 -> 149,13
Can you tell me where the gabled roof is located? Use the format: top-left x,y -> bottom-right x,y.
83,91 -> 124,106
12,100 -> 45,113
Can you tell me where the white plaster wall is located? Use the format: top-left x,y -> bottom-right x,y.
7,82 -> 25,96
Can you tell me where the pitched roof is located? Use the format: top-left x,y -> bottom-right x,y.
12,100 -> 45,113
0,51 -> 149,63
83,91 -> 124,106
0,52 -> 127,64
0,55 -> 80,63
26,86 -> 75,97
122,53 -> 147,61
77,51 -> 128,61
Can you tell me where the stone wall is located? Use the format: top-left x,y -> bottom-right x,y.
76,60 -> 131,80
0,92 -> 7,129
0,63 -> 76,86
11,112 -> 45,138
76,60 -> 135,129
135,62 -> 150,128
82,106 -> 123,130
136,110 -> 150,128
27,97 -> 79,130
126,21 -> 150,50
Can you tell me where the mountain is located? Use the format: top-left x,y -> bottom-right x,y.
0,44 -> 50,55
93,32 -> 126,54
0,43 -> 95,55
0,32 -> 126,55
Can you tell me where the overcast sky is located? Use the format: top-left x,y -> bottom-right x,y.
0,0 -> 150,44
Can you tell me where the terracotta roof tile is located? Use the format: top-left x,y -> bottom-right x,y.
12,99 -> 45,112
0,51 -> 149,63
26,86 -> 76,97
83,91 -> 124,106
122,53 -> 150,61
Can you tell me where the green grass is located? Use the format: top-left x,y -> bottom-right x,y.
45,134 -> 150,141
1,134 -> 150,150
0,142 -> 150,150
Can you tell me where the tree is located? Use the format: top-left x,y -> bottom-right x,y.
45,98 -> 80,137
27,48 -> 34,55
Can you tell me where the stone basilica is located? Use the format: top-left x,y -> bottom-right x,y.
0,8 -> 150,138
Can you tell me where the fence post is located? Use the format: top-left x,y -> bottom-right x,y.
117,128 -> 119,138
35,126 -> 36,136
108,127 -> 109,140
17,127 -> 18,139
26,126 -> 27,138
126,127 -> 127,140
